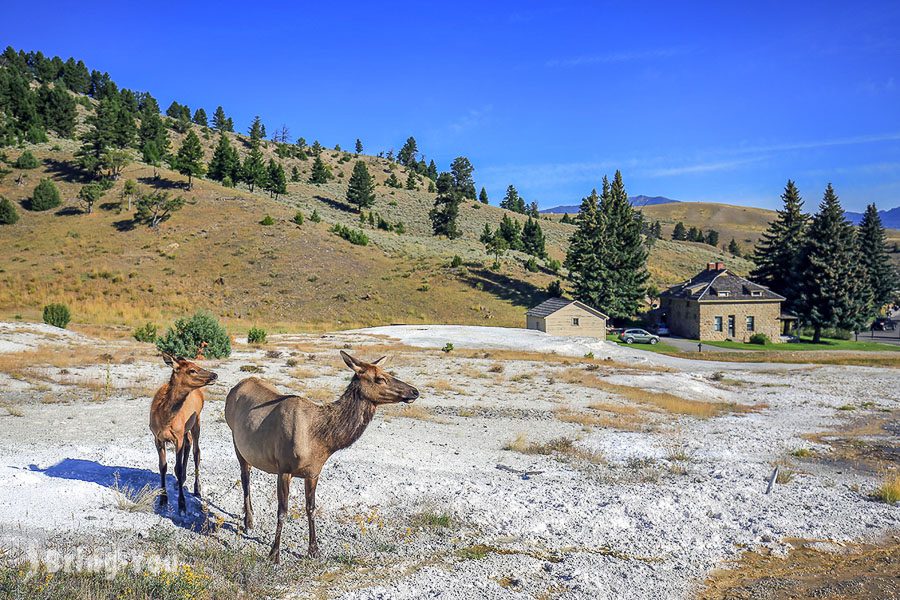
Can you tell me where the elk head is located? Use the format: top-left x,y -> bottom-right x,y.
162,353 -> 218,388
340,350 -> 419,405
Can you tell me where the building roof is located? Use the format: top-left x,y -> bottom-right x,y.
661,263 -> 785,303
526,298 -> 609,319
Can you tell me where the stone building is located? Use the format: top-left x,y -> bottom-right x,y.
526,298 -> 608,337
658,262 -> 785,342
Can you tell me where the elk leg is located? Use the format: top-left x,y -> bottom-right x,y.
175,436 -> 187,514
234,440 -> 254,530
269,472 -> 291,564
155,438 -> 168,506
191,421 -> 202,498
305,476 -> 320,558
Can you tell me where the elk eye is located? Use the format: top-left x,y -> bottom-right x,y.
189,369 -> 197,374
375,377 -> 386,384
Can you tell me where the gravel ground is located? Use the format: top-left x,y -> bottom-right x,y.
0,323 -> 896,599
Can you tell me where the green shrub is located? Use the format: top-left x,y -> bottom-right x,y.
247,327 -> 267,345
25,126 -> 47,144
748,333 -> 770,345
310,209 -> 321,223
524,257 -> 539,272
260,215 -> 275,226
14,150 -> 39,169
42,303 -> 71,329
394,221 -> 405,234
156,311 -> 231,359
546,258 -> 561,274
450,255 -> 463,268
31,178 -> 61,211
442,342 -> 454,353
330,223 -> 369,245
132,322 -> 158,343
0,196 -> 18,224
292,211 -> 304,225
547,279 -> 564,296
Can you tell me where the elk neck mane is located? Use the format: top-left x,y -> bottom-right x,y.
314,376 -> 377,452
161,372 -> 193,413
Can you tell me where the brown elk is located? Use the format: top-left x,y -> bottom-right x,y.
150,354 -> 218,514
225,351 -> 419,562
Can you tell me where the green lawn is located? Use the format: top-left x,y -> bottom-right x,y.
605,334 -> 683,354
702,337 -> 900,352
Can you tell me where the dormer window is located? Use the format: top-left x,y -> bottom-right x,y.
750,290 -> 762,297
713,289 -> 730,297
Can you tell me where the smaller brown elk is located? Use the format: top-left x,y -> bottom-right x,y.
225,351 -> 419,562
150,354 -> 218,514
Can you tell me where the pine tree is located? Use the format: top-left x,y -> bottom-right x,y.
564,188 -> 604,307
77,95 -> 129,177
242,146 -> 267,192
672,221 -> 687,240
248,116 -> 265,144
290,166 -> 300,182
429,172 -> 461,238
705,229 -> 719,246
560,213 -> 573,224
165,101 -> 183,119
796,184 -> 871,342
687,226 -> 699,242
450,156 -> 476,199
172,130 -> 205,189
212,106 -> 228,131
266,159 -> 287,199
528,202 -> 539,218
728,238 -> 742,256
0,195 -> 19,224
308,155 -> 331,184
192,108 -> 208,127
207,133 -> 240,183
138,102 -> 169,162
36,84 -> 76,137
398,136 -> 418,166
405,170 -> 418,190
385,172 -> 400,188
346,161 -> 376,210
426,160 -> 438,180
479,187 -> 489,204
500,185 -> 526,213
750,180 -> 808,307
857,203 -> 897,309
595,171 -> 648,319
483,228 -> 508,268
142,141 -> 163,179
497,213 -> 522,250
30,178 -> 61,211
355,138 -> 363,154
522,216 -> 546,258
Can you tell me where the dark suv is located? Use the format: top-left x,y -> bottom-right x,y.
872,318 -> 896,331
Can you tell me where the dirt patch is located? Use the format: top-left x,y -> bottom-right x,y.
699,534 -> 900,600
802,410 -> 900,474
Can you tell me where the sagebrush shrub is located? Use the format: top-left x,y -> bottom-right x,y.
43,303 -> 71,329
247,327 -> 267,345
31,178 -> 61,211
330,223 -> 369,246
156,311 -> 231,359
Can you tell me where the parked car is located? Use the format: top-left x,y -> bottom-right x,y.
618,328 -> 660,345
872,318 -> 896,331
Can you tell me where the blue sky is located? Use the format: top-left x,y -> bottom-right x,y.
3,1 -> 899,211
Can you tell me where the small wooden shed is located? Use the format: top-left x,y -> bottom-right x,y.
526,298 -> 608,337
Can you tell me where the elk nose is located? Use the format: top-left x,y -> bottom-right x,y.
409,388 -> 419,400
209,372 -> 218,381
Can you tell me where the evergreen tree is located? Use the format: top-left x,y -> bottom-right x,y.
36,84 -> 76,137
498,213 -> 524,250
134,190 -> 185,227
30,178 -> 61,211
728,238 -> 742,256
266,159 -> 287,199
797,184 -> 872,342
500,184 -> 527,213
564,188 -> 604,307
450,156 -> 476,199
346,160 -> 376,210
705,229 -> 719,246
672,221 -> 687,240
242,145 -> 267,192
398,136 -> 418,166
138,101 -> 169,161
405,170 -> 418,190
212,106 -> 228,131
857,203 -> 897,309
385,172 -> 401,188
750,180 -> 808,307
77,95 -> 130,177
479,187 -> 489,204
528,202 -> 540,218
426,160 -> 438,180
522,216 -> 546,258
480,223 -> 495,245
483,228 -> 508,268
165,101 -> 183,119
0,195 -> 19,224
290,166 -> 300,182
207,133 -> 240,183
248,116 -> 265,144
355,138 -> 363,154
429,172 -> 461,238
192,107 -> 208,127
172,129 -> 206,189
142,140 -> 163,179
308,155 -> 331,184
560,213 -> 573,224
687,226 -> 699,242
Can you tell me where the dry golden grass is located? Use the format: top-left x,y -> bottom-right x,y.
0,345 -> 114,375
554,408 -> 644,431
875,472 -> 900,504
288,366 -> 319,379
0,402 -> 24,417
428,379 -> 466,394
456,365 -> 490,379
560,368 -> 758,418
504,433 -> 605,464
458,349 -> 673,373
381,404 -> 437,422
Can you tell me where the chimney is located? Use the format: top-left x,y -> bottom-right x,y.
715,261 -> 725,271
706,262 -> 716,271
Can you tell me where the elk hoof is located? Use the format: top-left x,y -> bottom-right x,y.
193,485 -> 202,498
307,545 -> 320,559
158,494 -> 168,507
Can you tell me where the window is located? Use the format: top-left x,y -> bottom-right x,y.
572,317 -> 580,326
750,290 -> 762,297
714,316 -> 723,332
716,290 -> 731,297
746,316 -> 755,331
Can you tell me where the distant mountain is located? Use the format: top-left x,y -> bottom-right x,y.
541,195 -> 680,214
845,206 -> 900,229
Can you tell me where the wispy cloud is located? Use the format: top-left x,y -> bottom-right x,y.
729,132 -> 900,155
479,159 -> 627,189
545,46 -> 689,68
448,105 -> 493,134
644,157 -> 765,178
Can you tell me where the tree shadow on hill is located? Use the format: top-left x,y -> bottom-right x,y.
315,195 -> 356,213
461,268 -> 549,309
138,176 -> 184,191
113,218 -> 137,231
42,158 -> 89,184
54,206 -> 83,216
27,458 -> 235,534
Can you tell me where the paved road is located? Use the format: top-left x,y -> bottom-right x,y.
661,336 -> 745,353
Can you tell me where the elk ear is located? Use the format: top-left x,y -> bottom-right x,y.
340,350 -> 365,373
371,355 -> 388,367
162,353 -> 175,368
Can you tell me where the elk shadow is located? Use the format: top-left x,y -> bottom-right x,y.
315,195 -> 355,213
461,268 -> 549,308
27,458 -> 232,533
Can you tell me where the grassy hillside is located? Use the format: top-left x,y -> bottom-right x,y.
0,116 -> 754,331
641,202 -> 777,248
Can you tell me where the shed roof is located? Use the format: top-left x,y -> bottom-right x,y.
661,266 -> 784,302
526,298 -> 609,320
